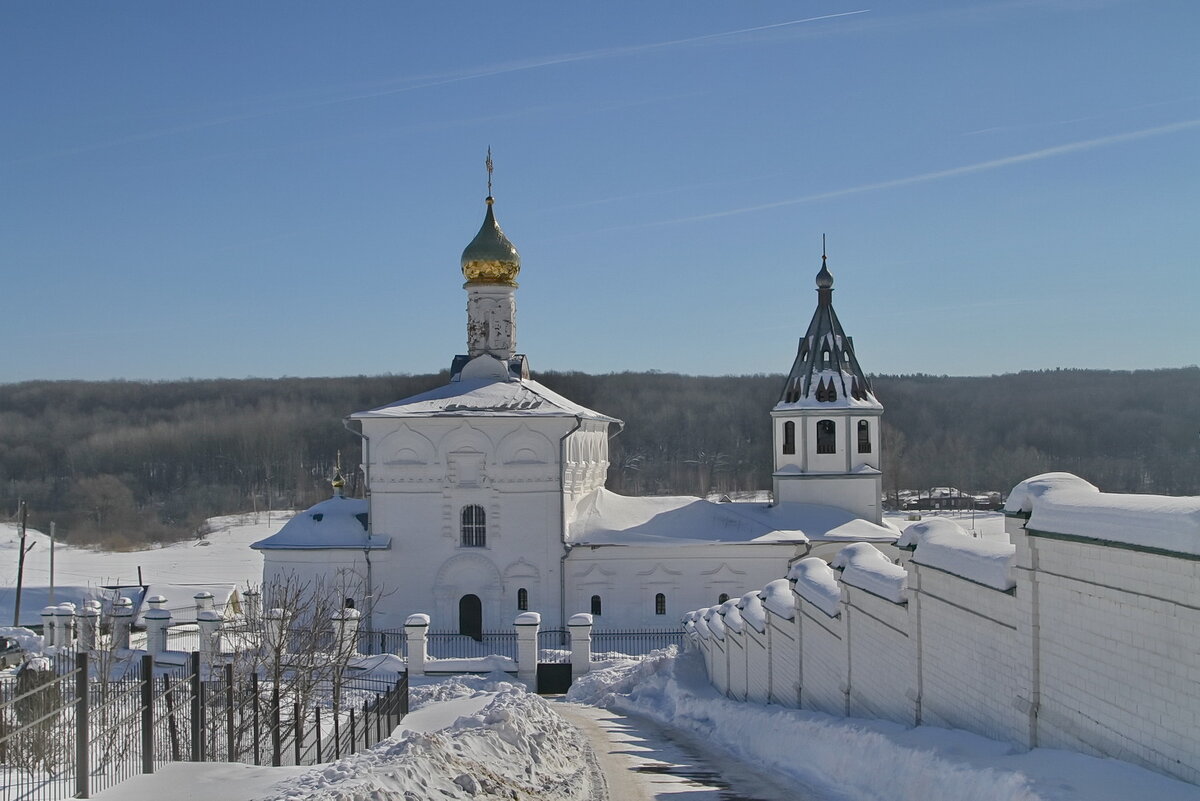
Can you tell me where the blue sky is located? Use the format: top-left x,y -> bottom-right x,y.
2,1 -> 1197,382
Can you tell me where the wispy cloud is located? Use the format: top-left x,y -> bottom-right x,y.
4,11 -> 868,167
611,119 -> 1200,229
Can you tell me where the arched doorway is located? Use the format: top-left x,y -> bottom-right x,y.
459,594 -> 483,641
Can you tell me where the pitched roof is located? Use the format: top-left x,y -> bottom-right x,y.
776,254 -> 881,411
251,495 -> 389,551
350,375 -> 619,422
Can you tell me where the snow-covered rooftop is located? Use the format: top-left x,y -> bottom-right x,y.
351,376 -> 618,422
1006,472 -> 1200,557
831,542 -> 907,603
251,496 -> 389,551
568,488 -> 898,546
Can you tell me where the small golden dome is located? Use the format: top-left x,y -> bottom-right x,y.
461,197 -> 520,286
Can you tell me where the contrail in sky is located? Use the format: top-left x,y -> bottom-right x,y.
625,119 -> 1200,228
5,10 -> 868,166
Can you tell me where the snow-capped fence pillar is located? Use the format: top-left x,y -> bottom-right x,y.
145,608 -> 172,654
514,612 -> 541,685
568,613 -> 593,675
146,594 -> 168,612
263,608 -> 286,654
41,606 -> 58,648
243,588 -> 261,623
112,596 -> 134,649
55,604 -> 77,650
197,610 -> 223,660
193,591 -> 215,614
76,604 -> 100,650
332,607 -> 361,655
404,614 -> 429,676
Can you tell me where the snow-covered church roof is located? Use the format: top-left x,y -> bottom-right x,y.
351,374 -> 618,423
251,495 -> 389,551
568,488 -> 898,546
776,249 -> 881,411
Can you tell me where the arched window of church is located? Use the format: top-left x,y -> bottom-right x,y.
461,505 -> 486,547
591,595 -> 602,616
783,421 -> 795,455
822,348 -> 831,369
718,593 -> 730,604
857,420 -> 871,453
817,420 -> 836,454
517,588 -> 528,611
655,593 -> 666,615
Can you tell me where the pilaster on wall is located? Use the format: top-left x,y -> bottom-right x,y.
1009,515 -> 1040,749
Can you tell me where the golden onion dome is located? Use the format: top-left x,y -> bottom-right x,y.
461,196 -> 520,286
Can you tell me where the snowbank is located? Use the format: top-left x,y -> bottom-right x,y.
902,519 -> 1016,591
831,543 -> 907,603
787,557 -> 842,616
1006,472 -> 1200,556
262,676 -> 599,801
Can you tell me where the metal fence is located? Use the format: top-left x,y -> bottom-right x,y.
537,629 -> 570,663
590,629 -> 685,657
0,652 -> 408,800
425,631 -> 517,660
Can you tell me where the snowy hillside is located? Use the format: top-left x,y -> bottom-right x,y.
0,512 -> 290,626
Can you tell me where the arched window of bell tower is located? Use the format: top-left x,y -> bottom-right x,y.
817,420 -> 836,454
782,421 -> 795,455
858,420 -> 872,453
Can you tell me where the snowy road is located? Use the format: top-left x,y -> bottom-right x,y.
555,701 -> 831,801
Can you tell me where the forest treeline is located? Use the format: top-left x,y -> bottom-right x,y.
1,367 -> 1196,548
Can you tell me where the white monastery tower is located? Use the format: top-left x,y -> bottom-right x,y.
772,246 -> 883,523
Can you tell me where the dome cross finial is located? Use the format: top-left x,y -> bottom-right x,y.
486,146 -> 494,199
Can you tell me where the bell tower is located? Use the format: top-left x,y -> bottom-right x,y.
771,242 -> 883,523
452,149 -> 529,382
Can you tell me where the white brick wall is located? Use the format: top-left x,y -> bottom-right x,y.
766,610 -> 801,707
798,598 -> 847,716
843,585 -> 917,725
686,513 -> 1200,787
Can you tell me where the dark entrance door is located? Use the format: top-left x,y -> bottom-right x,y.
459,594 -> 483,641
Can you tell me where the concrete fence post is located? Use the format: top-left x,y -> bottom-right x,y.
112,597 -> 134,650
193,591 -> 215,614
514,612 -> 541,686
568,613 -> 593,676
41,606 -> 57,648
76,605 -> 100,651
145,608 -> 172,654
404,614 -> 429,676
197,610 -> 223,660
333,608 -> 361,655
263,608 -> 286,654
243,588 -> 261,623
55,604 -> 77,650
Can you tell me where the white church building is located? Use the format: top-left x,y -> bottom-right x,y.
253,186 -> 898,634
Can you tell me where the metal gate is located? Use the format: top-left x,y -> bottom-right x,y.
536,629 -> 572,693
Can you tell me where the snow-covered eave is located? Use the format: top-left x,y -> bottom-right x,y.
251,537 -> 391,551
771,399 -> 883,413
567,537 -> 808,548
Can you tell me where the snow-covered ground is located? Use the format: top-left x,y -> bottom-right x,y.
0,513 -> 287,626
86,649 -> 1200,801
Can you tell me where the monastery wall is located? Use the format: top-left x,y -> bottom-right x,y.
685,482 -> 1200,785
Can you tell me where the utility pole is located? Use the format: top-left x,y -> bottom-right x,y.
49,521 -> 56,604
13,501 -> 30,626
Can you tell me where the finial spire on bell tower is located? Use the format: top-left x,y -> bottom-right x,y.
486,145 -> 494,199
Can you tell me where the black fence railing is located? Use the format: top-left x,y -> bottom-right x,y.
0,651 -> 408,800
425,632 -> 517,660
537,630 -> 570,663
590,629 -> 685,656
356,629 -> 407,657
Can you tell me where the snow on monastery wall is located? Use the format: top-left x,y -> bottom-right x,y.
686,473 -> 1200,786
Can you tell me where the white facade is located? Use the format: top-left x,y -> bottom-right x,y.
255,193 -> 895,633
